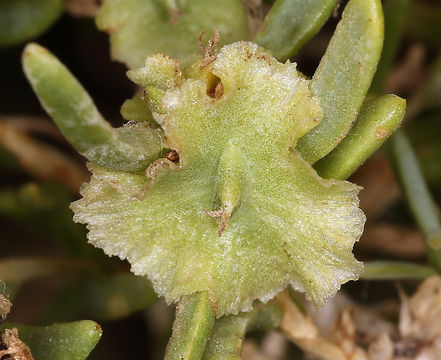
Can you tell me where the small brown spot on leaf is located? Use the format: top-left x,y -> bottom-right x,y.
375,128 -> 389,139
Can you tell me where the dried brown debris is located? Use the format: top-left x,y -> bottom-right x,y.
0,295 -> 12,321
278,277 -> 441,359
0,295 -> 35,360
0,329 -> 35,360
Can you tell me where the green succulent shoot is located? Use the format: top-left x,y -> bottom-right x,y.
21,0 -> 405,320
78,41 -> 367,315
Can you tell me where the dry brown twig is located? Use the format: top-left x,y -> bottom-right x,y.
3,116 -> 63,140
359,225 -> 425,259
0,120 -> 88,193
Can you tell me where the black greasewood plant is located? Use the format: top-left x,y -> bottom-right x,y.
20,0 -> 410,358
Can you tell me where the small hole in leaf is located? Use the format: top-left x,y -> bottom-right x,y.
206,75 -> 223,99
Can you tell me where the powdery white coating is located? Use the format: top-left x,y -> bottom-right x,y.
72,42 -> 365,316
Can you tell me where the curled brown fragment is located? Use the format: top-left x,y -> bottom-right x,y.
134,157 -> 180,199
0,329 -> 35,360
199,27 -> 220,66
0,294 -> 12,321
204,207 -> 230,236
145,158 -> 180,180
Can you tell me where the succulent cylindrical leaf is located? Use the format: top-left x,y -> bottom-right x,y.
165,292 -> 215,360
315,94 -> 406,180
22,43 -> 164,172
201,301 -> 282,360
254,0 -> 338,61
297,0 -> 384,163
0,321 -> 102,360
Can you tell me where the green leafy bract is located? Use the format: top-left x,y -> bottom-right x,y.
71,42 -> 365,316
96,0 -> 249,69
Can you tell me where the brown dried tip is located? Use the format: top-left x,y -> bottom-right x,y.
0,328 -> 35,360
199,27 -> 220,66
204,207 -> 230,236
0,294 -> 12,320
134,157 -> 180,199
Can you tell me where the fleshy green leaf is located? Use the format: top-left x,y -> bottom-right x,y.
0,0 -> 63,48
254,0 -> 338,61
95,0 -> 249,69
72,42 -> 365,316
120,92 -> 157,125
165,292 -> 215,360
296,0 -> 384,163
202,301 -> 282,360
315,94 -> 406,180
22,43 -> 165,172
0,321 -> 102,360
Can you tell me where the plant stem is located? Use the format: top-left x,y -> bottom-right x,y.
202,301 -> 282,360
165,291 -> 215,360
388,130 -> 441,270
